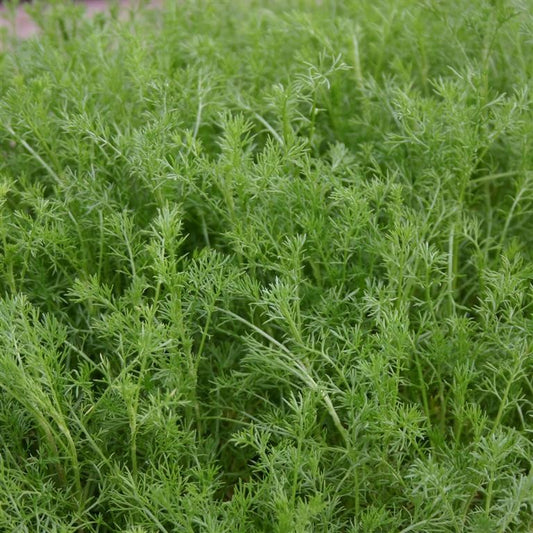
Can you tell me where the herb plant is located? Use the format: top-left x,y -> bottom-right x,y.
0,0 -> 532,531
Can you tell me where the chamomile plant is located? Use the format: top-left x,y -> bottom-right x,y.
0,0 -> 532,531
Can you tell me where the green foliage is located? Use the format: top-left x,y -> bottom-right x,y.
1,0 -> 532,530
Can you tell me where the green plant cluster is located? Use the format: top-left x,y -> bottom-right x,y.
0,0 -> 532,530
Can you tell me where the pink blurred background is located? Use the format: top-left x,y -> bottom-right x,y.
0,1 -> 161,39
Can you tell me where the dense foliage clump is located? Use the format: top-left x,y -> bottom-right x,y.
1,0 -> 532,530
